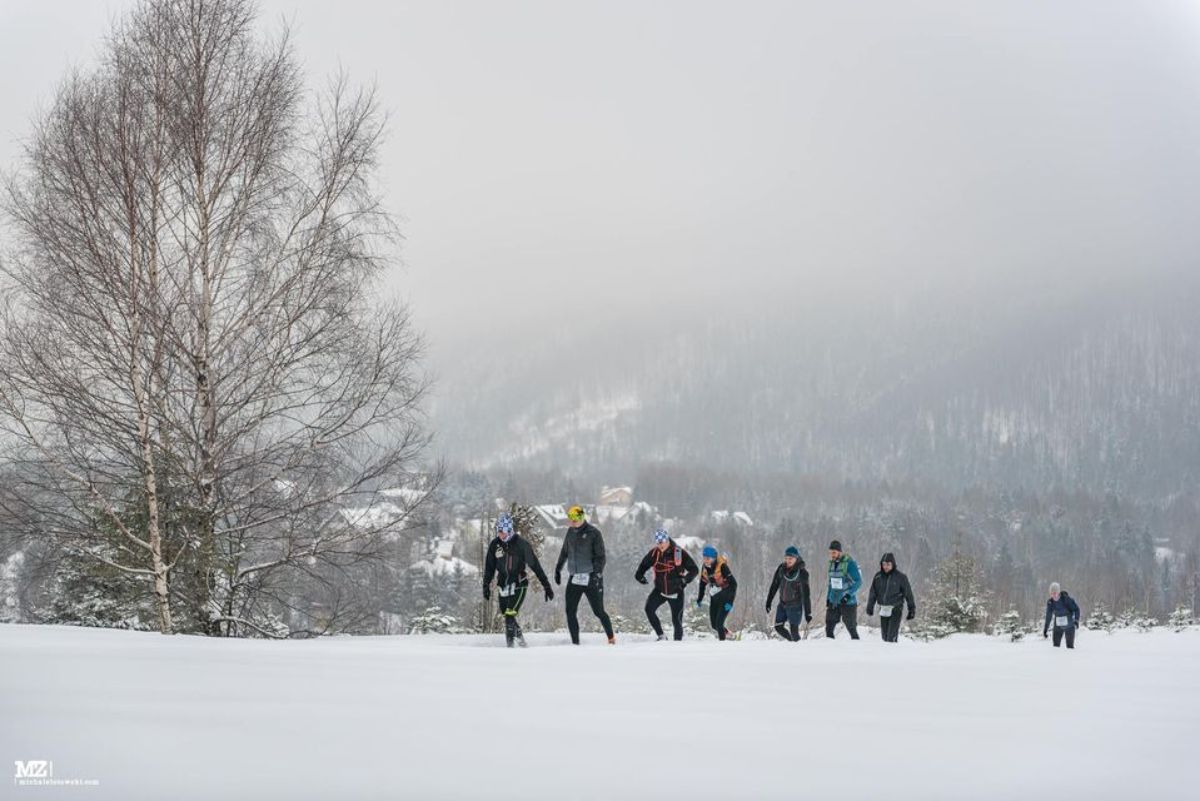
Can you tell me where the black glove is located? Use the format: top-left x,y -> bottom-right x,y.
544,586 -> 554,602
907,610 -> 916,621
482,585 -> 491,601
636,574 -> 648,585
805,614 -> 813,624
1043,631 -> 1049,639
765,601 -> 772,613
866,606 -> 874,617
592,572 -> 602,587
554,570 -> 562,586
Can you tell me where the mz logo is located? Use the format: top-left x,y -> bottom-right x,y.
14,760 -> 53,779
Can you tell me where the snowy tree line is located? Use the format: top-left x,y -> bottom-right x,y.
435,289 -> 1200,503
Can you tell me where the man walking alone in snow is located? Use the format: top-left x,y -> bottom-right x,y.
1043,582 -> 1081,649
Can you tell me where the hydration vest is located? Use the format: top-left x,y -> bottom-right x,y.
653,546 -> 683,575
706,556 -> 730,588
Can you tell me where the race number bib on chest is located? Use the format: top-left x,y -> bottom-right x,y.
570,573 -> 591,586
498,583 -> 517,598
879,604 -> 894,617
1055,614 -> 1070,627
709,584 -> 722,597
830,576 -> 845,590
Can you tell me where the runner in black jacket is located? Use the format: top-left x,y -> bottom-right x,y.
765,546 -> 812,641
695,546 -> 737,640
483,514 -> 553,647
865,552 -> 916,643
554,505 -> 615,645
634,529 -> 699,640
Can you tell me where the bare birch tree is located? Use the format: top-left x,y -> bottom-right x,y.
1,0 -> 432,636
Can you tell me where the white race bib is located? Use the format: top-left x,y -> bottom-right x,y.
879,604 -> 894,617
709,584 -> 722,597
830,576 -> 845,590
1055,615 -> 1070,627
570,573 -> 591,586
498,583 -> 516,598
661,593 -> 679,600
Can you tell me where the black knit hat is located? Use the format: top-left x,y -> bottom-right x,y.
829,540 -> 843,552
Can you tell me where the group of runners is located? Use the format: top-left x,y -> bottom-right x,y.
482,505 -> 1081,649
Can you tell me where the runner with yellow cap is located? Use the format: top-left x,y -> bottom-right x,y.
554,505 -> 616,645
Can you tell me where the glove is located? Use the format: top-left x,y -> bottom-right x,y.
907,610 -> 916,621
866,606 -> 874,616
1043,631 -> 1049,639
636,574 -> 648,585
554,570 -> 562,586
805,614 -> 813,624
765,602 -> 772,613
482,586 -> 491,601
544,586 -> 554,602
723,602 -> 732,613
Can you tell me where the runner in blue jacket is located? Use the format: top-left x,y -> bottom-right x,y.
1043,582 -> 1081,649
825,540 -> 862,640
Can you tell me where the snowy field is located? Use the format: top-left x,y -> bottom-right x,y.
2,624 -> 1198,801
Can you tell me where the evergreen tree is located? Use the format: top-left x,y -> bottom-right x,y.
1087,602 -> 1116,633
921,544 -> 990,637
1167,605 -> 1194,632
993,609 -> 1024,642
409,606 -> 466,635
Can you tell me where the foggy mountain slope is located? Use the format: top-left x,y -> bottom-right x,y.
433,286 -> 1200,499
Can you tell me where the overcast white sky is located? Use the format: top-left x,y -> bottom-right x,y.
3,1 -> 1200,369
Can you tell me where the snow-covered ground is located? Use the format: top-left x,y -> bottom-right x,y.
2,625 -> 1197,800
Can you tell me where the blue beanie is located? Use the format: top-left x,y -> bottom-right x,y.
653,529 -> 670,544
702,545 -> 718,559
784,546 -> 800,558
496,513 -> 515,538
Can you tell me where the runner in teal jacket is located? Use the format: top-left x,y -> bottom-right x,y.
825,540 -> 862,639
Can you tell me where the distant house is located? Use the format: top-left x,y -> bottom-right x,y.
340,482 -> 431,532
380,486 -> 431,508
1154,538 -> 1176,563
709,510 -> 754,527
341,501 -> 408,531
411,539 -> 479,578
532,504 -> 572,532
599,486 -> 633,507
